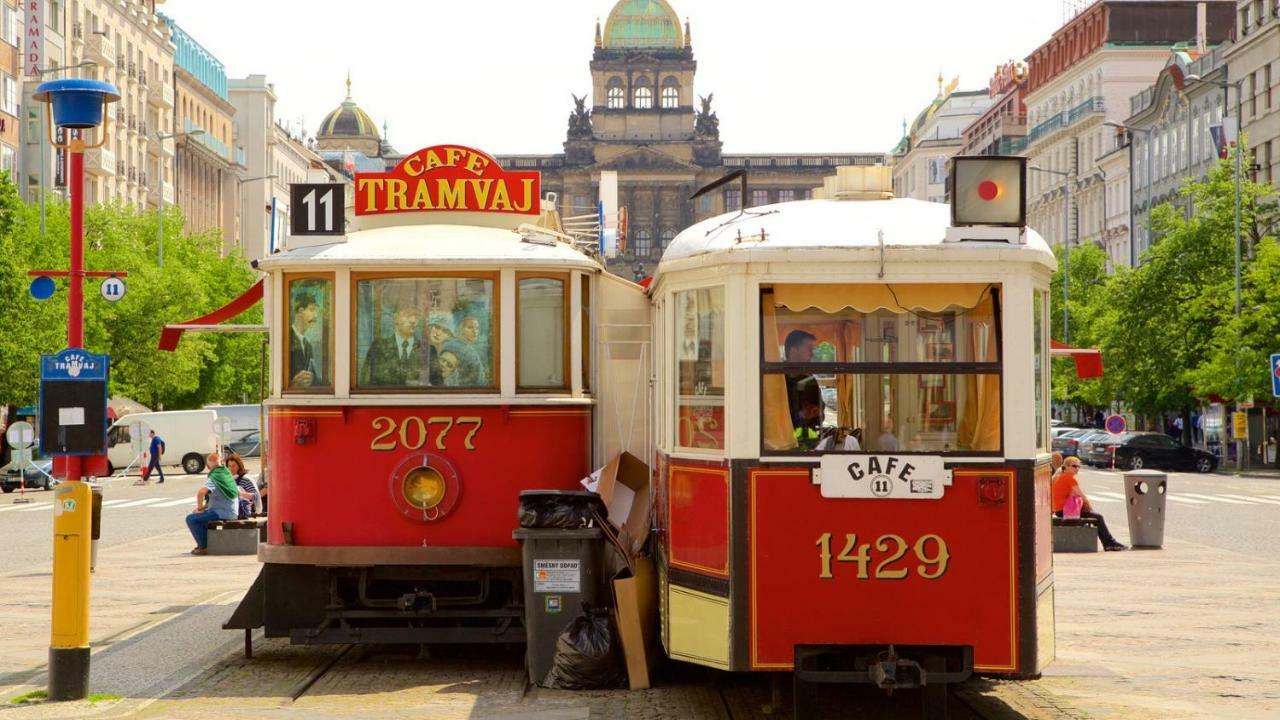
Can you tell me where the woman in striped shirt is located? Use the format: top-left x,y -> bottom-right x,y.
225,454 -> 260,520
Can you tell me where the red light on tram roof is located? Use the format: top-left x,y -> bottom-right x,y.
977,180 -> 1001,201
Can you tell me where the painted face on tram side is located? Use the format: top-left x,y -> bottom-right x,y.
393,308 -> 419,339
439,351 -> 460,379
459,316 -> 480,344
428,324 -> 453,348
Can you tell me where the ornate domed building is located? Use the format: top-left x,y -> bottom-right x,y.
315,76 -> 400,174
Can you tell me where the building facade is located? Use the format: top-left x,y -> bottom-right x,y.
1125,45 -> 1229,262
1225,0 -> 1280,187
0,1 -> 19,182
1096,135 -> 1130,271
960,62 -> 1029,157
1022,0 -> 1234,259
165,16 -> 243,247
892,79 -> 992,202
228,73 -> 275,260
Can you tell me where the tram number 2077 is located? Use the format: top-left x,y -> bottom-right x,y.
369,416 -> 483,452
815,532 -> 951,581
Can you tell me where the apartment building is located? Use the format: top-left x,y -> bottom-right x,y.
1225,0 -> 1280,187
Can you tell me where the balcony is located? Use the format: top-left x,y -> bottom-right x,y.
1027,96 -> 1105,146
84,34 -> 117,69
148,82 -> 174,109
85,147 -> 116,177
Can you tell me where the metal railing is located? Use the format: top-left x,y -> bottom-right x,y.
1027,96 -> 1104,145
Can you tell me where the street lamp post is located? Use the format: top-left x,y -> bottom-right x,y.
1030,165 -> 1072,342
29,63 -> 97,242
155,129 -> 205,268
32,76 -> 120,702
1103,121 -> 1153,268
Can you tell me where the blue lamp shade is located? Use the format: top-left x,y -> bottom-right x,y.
33,79 -> 121,130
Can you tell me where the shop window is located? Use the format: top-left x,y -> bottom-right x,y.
518,276 -> 567,390
284,275 -> 335,393
353,276 -> 495,391
675,288 -> 726,451
760,283 -> 1002,454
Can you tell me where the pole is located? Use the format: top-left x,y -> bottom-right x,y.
1063,178 -> 1070,343
1145,136 -> 1153,258
39,104 -> 46,240
1232,84 -> 1243,469
48,134 -> 91,702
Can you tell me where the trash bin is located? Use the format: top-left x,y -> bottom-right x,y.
89,484 -> 103,573
513,527 -> 605,685
1122,470 -> 1167,548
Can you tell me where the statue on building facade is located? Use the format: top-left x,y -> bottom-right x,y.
567,94 -> 593,139
695,93 -> 719,137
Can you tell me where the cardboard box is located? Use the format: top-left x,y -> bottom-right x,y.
612,556 -> 659,690
595,451 -> 650,561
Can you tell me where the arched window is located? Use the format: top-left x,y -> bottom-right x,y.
661,78 -> 679,109
634,229 -> 652,256
634,86 -> 653,109
660,228 -> 675,252
606,78 -> 625,109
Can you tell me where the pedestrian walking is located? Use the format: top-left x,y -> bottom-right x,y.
184,453 -> 247,556
139,430 -> 165,485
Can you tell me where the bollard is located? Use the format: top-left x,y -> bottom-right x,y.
89,485 -> 103,573
49,480 -> 93,700
1122,469 -> 1167,548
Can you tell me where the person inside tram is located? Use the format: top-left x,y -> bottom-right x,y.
363,306 -> 422,387
876,416 -> 901,452
1052,457 -> 1127,551
816,426 -> 861,451
289,291 -> 323,388
784,330 -> 822,443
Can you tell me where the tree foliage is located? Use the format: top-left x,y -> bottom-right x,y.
0,176 -> 261,409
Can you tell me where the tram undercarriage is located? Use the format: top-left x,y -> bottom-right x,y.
226,563 -> 527,647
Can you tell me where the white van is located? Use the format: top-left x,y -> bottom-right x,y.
107,409 -> 218,475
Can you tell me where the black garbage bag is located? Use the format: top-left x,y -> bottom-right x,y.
518,490 -> 606,529
542,603 -> 625,690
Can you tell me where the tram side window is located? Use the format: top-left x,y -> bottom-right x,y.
1034,290 -> 1046,451
761,283 -> 1002,455
518,276 -> 567,390
675,287 -> 726,451
285,276 -> 334,393
353,276 -> 495,391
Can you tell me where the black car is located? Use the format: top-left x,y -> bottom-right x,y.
226,430 -> 261,459
1111,432 -> 1217,473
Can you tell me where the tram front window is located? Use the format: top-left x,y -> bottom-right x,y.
354,276 -> 496,391
761,283 -> 1002,455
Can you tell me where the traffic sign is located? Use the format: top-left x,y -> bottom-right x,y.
30,275 -> 56,300
1105,414 -> 1127,435
290,183 -> 345,236
214,417 -> 234,444
1271,353 -> 1280,397
99,276 -> 126,302
6,420 -> 35,449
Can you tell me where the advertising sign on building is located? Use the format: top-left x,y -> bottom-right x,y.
23,0 -> 44,77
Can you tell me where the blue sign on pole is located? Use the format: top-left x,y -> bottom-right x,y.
1271,353 -> 1280,398
39,349 -> 110,456
29,275 -> 56,300
40,349 -> 109,381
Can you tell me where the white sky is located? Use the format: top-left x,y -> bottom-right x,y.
159,0 -> 1069,155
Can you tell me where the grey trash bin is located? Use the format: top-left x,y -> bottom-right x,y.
513,527 -> 605,686
1123,469 -> 1167,548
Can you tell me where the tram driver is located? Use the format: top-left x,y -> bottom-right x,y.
784,330 -> 823,448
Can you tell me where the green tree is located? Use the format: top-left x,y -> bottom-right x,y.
1048,241 -> 1114,410
0,180 -> 261,410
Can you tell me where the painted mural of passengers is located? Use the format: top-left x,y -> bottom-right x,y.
363,306 -> 424,387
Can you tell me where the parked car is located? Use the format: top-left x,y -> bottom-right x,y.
226,430 -> 262,459
1110,432 -> 1217,473
1076,431 -> 1112,464
2,451 -> 54,492
1051,429 -> 1093,457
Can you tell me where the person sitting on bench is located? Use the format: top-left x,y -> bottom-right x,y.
1052,457 -> 1127,551
184,453 -> 253,556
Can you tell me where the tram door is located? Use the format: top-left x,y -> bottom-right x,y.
594,274 -> 651,466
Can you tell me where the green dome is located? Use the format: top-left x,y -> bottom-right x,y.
603,0 -> 683,49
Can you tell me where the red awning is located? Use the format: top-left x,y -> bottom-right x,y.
158,280 -> 265,352
1050,339 -> 1104,379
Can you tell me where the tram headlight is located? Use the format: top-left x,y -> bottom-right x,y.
951,156 -> 1026,228
402,466 -> 447,510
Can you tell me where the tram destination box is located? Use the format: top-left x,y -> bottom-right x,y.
595,451 -> 651,561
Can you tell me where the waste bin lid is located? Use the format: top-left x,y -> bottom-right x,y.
513,527 -> 603,540
518,490 -> 601,500
1123,469 -> 1167,477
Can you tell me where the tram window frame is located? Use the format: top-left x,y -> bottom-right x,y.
581,277 -> 591,393
758,283 -> 1005,457
283,272 -> 336,395
1034,289 -> 1047,451
349,271 -> 500,394
674,286 -> 727,454
516,272 -> 571,393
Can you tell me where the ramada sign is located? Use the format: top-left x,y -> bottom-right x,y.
354,145 -> 541,217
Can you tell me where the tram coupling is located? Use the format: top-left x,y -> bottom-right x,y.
794,643 -> 973,694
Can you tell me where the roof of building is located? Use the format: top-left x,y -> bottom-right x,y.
318,76 -> 380,140
603,0 -> 683,49
656,198 -> 1054,275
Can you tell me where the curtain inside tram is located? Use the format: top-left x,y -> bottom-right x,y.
761,295 -> 798,451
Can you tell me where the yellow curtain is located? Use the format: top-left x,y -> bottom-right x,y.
958,303 -> 1001,450
762,296 -> 798,450
774,283 -> 991,314
837,321 -> 858,428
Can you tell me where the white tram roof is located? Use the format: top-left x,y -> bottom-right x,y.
256,223 -> 602,271
657,198 -> 1056,278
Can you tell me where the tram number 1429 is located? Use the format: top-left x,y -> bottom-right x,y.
815,532 -> 951,581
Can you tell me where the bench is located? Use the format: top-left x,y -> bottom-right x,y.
1052,517 -> 1099,553
207,518 -> 266,556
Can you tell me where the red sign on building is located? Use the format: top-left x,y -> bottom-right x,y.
354,145 -> 541,217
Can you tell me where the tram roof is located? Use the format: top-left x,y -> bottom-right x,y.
657,198 -> 1056,277
256,223 -> 603,271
